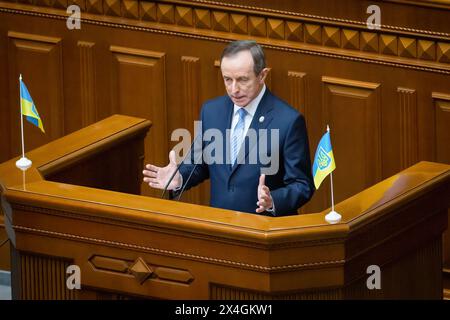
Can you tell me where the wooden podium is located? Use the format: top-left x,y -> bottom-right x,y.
0,115 -> 449,299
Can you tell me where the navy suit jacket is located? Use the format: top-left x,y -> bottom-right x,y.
178,89 -> 314,216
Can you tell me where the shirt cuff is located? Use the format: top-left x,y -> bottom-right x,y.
265,194 -> 276,213
173,175 -> 183,191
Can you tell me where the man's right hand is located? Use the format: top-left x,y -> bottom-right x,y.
143,150 -> 182,190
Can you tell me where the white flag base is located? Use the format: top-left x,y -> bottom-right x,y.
325,210 -> 342,224
16,157 -> 32,171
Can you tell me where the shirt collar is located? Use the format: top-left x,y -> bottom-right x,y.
233,84 -> 266,118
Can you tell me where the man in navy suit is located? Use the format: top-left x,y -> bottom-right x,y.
143,40 -> 314,216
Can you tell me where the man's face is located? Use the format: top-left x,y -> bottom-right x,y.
221,50 -> 268,107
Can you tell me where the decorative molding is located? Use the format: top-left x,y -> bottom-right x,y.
103,0 -> 121,17
322,76 -> 382,203
17,252 -> 76,299
181,56 -> 200,130
361,32 -> 379,53
10,203 -> 346,250
214,59 -> 225,96
267,18 -> 284,40
86,0 -> 103,15
127,256 -> 153,283
437,42 -> 450,63
398,87 -> 418,169
7,31 -> 65,141
139,1 -> 156,21
175,5 -> 193,27
304,24 -> 321,45
109,45 -> 168,197
194,8 -> 210,29
432,92 -> 450,163
109,45 -> 165,114
122,0 -> 139,19
288,71 -> 308,215
181,56 -> 203,205
78,41 -> 97,127
342,29 -> 359,50
399,37 -> 417,58
14,224 -> 345,272
418,40 -> 436,60
1,3 -> 450,74
322,26 -> 340,47
287,71 -> 307,116
210,283 -> 342,299
186,0 -> 450,38
380,34 -> 398,56
248,15 -> 265,37
157,3 -> 175,24
69,0 -> 86,11
89,254 -> 194,284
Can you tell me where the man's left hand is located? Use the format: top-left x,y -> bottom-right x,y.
256,174 -> 273,213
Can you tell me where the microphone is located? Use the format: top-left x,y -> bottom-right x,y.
176,150 -> 204,201
161,132 -> 202,199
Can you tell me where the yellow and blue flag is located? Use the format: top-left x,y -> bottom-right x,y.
312,130 -> 336,189
20,77 -> 45,133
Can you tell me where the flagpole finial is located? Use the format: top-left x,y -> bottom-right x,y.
19,74 -> 22,80
326,124 -> 330,132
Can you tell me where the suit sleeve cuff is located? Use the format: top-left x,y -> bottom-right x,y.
265,194 -> 276,214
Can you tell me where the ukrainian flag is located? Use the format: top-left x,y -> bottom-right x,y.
20,77 -> 45,133
312,130 -> 336,189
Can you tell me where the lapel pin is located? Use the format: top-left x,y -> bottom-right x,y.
259,116 -> 264,123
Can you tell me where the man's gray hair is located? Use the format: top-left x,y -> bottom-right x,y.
220,40 -> 266,75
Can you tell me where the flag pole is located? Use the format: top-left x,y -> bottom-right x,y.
16,74 -> 32,171
325,125 -> 341,224
19,74 -> 25,159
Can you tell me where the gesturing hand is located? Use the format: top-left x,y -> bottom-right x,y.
256,174 -> 273,213
143,150 -> 182,190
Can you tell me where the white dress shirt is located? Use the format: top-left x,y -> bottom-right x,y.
230,85 -> 266,141
229,85 -> 274,213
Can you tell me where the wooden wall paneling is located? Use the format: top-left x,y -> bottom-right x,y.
179,55 -> 207,205
398,87 -> 418,169
0,227 -> 10,271
321,76 -> 382,207
432,92 -> 450,273
109,45 -> 168,197
7,31 -> 64,157
181,56 -> 201,134
11,249 -> 77,300
287,71 -> 307,117
0,28 -> 9,163
78,41 -> 97,127
433,92 -> 450,164
287,71 -> 309,214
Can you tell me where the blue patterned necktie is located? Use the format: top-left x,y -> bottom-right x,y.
231,108 -> 247,165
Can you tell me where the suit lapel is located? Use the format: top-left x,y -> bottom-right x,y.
230,89 -> 274,176
219,98 -> 234,173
